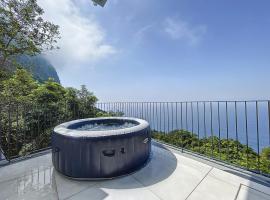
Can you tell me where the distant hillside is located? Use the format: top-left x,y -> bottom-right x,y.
16,55 -> 60,83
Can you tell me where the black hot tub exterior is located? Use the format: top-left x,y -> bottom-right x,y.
52,117 -> 151,179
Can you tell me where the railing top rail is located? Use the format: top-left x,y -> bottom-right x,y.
96,100 -> 270,104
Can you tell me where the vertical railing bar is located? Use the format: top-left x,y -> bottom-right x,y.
36,104 -> 40,153
133,102 -> 135,118
159,102 -> 161,132
218,102 -> 221,160
43,103 -> 48,148
180,102 -> 183,130
128,102 -> 129,117
127,102 -> 131,117
0,104 -> 2,160
163,103 -> 166,134
153,102 -> 155,129
137,102 -> 139,118
133,102 -> 136,118
186,102 -> 188,131
147,102 -> 149,121
24,105 -> 27,155
268,101 -> 270,146
245,101 -> 249,169
191,102 -> 194,151
235,101 -> 239,159
128,102 -> 130,117
167,102 -> 170,133
16,104 -> 19,153
139,102 -> 140,118
153,102 -> 156,130
133,102 -> 135,117
267,101 -> 270,171
149,102 -> 152,128
132,102 -> 134,117
171,102 -> 174,131
8,104 -> 11,160
204,102 -> 206,153
180,102 -> 183,150
176,102 -> 178,130
142,103 -> 144,119
255,101 -> 260,172
197,102 -> 200,153
145,102 -> 147,122
155,102 -> 158,131
226,101 -> 229,162
130,102 -> 132,117
210,102 -> 214,158
124,102 -> 126,116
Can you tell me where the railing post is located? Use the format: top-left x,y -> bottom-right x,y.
255,101 -> 260,173
8,103 -> 11,160
0,104 -> 2,161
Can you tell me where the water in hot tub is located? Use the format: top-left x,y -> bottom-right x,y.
77,122 -> 136,131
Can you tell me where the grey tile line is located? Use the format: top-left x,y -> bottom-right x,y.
64,182 -> 100,200
131,174 -> 163,200
233,184 -> 242,200
185,167 -> 214,200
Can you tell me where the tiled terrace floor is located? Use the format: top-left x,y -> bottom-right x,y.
0,143 -> 270,200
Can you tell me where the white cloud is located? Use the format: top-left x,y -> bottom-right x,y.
38,0 -> 116,69
164,17 -> 207,45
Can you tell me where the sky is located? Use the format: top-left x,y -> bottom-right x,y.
37,0 -> 270,102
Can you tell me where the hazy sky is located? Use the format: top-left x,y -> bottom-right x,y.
38,0 -> 270,102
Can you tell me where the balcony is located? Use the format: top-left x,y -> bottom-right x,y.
0,101 -> 270,199
0,142 -> 269,200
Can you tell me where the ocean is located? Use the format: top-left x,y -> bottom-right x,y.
97,101 -> 270,153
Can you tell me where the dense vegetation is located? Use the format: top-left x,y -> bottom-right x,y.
0,68 -> 111,158
152,130 -> 270,175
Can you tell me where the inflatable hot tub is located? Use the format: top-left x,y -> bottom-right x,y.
52,117 -> 151,179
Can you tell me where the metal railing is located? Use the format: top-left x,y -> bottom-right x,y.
96,101 -> 270,176
0,102 -> 97,162
0,100 -> 269,177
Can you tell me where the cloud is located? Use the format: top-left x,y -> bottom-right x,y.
133,23 -> 155,44
164,17 -> 207,45
38,0 -> 116,69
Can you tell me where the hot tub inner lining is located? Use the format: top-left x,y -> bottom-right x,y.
67,118 -> 140,131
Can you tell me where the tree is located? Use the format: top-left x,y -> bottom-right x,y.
0,68 -> 38,103
0,0 -> 60,67
77,85 -> 98,116
32,78 -> 66,105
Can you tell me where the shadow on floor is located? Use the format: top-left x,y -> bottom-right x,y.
53,144 -> 177,191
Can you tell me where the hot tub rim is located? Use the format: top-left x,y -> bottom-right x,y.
53,117 -> 149,138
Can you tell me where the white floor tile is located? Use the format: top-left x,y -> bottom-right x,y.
54,171 -> 97,200
236,185 -> 270,200
209,168 -> 270,195
132,147 -> 211,200
0,166 -> 57,200
187,174 -> 239,200
0,153 -> 52,183
68,176 -> 160,200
